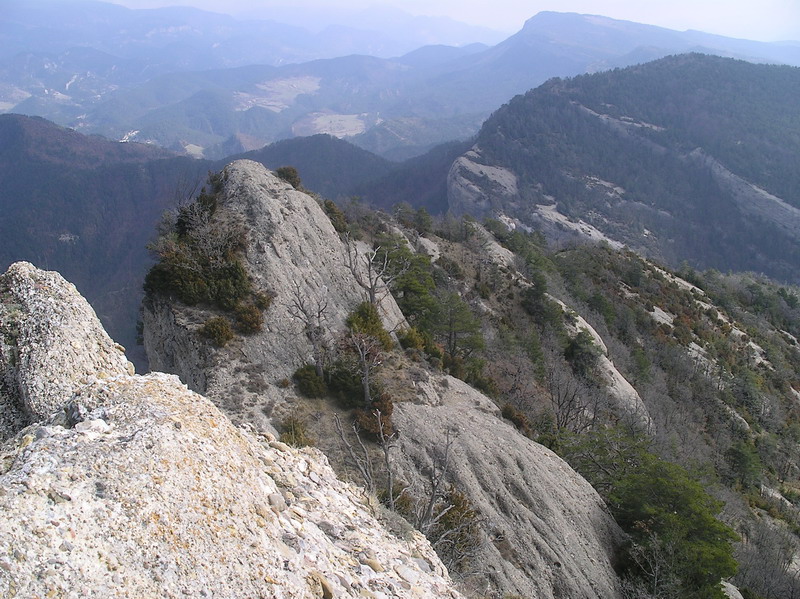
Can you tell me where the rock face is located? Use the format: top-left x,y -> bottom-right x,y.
392,375 -> 624,599
0,262 -> 464,599
141,161 -> 627,598
0,262 -> 134,442
143,159 -> 406,420
447,148 -> 519,218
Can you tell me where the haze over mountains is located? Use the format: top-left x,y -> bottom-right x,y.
2,1 -> 800,364
4,1 -> 800,159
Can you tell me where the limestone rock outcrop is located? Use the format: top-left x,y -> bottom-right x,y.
0,262 -> 134,442
392,375 -> 624,599
143,159 -> 406,421
447,147 -> 519,219
0,262 -> 464,599
140,161 -> 627,598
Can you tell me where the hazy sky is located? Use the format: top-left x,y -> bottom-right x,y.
108,0 -> 800,42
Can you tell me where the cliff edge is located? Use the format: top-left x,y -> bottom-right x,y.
0,262 -> 464,599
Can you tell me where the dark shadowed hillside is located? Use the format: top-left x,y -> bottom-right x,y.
0,117 -> 396,362
0,114 -> 205,363
232,134 -> 394,199
447,54 -> 800,282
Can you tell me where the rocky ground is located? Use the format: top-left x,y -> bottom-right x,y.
0,261 -> 464,599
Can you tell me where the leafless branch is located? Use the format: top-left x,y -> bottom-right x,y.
343,233 -> 410,305
287,281 -> 330,377
333,413 -> 375,495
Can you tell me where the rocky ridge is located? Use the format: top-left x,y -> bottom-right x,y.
0,261 -> 464,599
143,160 -> 406,429
0,262 -> 135,442
391,375 -> 624,598
141,161 -> 626,598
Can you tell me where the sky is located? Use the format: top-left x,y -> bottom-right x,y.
108,0 -> 800,42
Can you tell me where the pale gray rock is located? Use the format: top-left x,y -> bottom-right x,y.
447,147 -> 518,218
722,581 -> 746,599
393,375 -> 624,599
141,161 -> 628,599
143,160 -> 406,420
0,262 -> 464,599
0,262 -> 133,442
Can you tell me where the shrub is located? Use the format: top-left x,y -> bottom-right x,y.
501,404 -> 532,437
346,302 -> 393,350
200,316 -> 234,347
564,330 -> 601,377
398,327 -> 425,350
326,358 -> 364,409
293,364 -> 327,398
253,291 -> 275,311
465,358 -> 497,396
323,199 -> 349,234
234,303 -> 263,334
279,412 -> 315,447
276,166 -> 302,189
208,261 -> 251,311
354,393 -> 395,439
475,281 -> 492,299
428,486 -> 481,573
435,255 -> 465,279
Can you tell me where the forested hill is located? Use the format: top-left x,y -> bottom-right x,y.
452,54 -> 800,282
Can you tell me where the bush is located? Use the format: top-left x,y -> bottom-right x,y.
564,330 -> 601,377
253,291 -> 275,311
398,327 -> 425,350
435,255 -> 465,279
428,486 -> 481,573
234,303 -> 263,334
293,364 -> 327,398
347,302 -> 393,350
323,199 -> 348,234
279,413 -> 315,447
501,404 -> 532,437
325,359 -> 364,409
354,393 -> 395,439
200,316 -> 234,347
276,166 -> 302,189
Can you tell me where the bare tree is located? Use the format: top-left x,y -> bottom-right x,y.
348,331 -> 384,405
287,281 -> 330,377
333,413 -> 376,495
333,409 -> 399,509
413,427 -> 458,534
344,233 -> 409,306
622,532 -> 681,599
375,409 -> 400,511
544,357 -> 601,433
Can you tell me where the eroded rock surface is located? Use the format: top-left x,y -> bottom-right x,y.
0,262 -> 463,599
0,262 -> 133,442
393,375 -> 624,599
141,161 -> 628,599
143,159 -> 406,421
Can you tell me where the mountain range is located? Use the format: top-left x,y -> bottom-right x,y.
4,8 -> 800,597
2,53 -> 800,361
3,2 -> 800,159
443,53 -> 800,283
